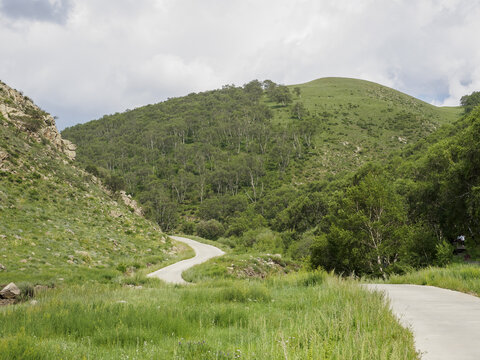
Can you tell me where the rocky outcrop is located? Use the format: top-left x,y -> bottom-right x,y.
40,122 -> 77,160
119,190 -> 143,216
0,80 -> 76,160
0,282 -> 20,299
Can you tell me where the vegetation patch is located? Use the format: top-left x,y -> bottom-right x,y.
0,274 -> 419,359
182,253 -> 300,283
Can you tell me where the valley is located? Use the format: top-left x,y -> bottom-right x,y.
1,77 -> 479,359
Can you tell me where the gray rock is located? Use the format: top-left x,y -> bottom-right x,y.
0,263 -> 5,271
0,282 -> 20,299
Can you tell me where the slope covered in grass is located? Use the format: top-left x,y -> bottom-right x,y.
284,77 -> 460,177
0,81 -> 176,286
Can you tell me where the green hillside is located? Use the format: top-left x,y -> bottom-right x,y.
0,81 -> 180,286
283,77 -> 460,177
62,77 -> 461,243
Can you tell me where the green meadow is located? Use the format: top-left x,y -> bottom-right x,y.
0,271 -> 418,360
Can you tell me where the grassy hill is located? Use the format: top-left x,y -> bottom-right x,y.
282,77 -> 460,177
0,81 -> 182,287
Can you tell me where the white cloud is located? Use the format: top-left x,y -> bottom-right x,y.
0,0 -> 479,129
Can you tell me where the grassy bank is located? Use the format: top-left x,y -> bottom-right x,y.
0,272 -> 418,359
385,263 -> 480,296
183,253 -> 300,283
0,121 -> 177,287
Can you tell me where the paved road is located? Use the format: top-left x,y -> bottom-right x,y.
366,284 -> 480,360
147,235 -> 225,284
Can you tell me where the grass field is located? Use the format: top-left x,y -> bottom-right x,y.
0,272 -> 419,360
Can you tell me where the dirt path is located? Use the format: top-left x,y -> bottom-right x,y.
366,284 -> 480,360
147,235 -> 224,284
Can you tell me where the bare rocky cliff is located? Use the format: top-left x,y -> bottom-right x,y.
0,80 -> 76,160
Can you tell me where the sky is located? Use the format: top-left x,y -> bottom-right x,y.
1,0 -> 480,130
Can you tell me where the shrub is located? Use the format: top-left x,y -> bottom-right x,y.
196,219 -> 225,240
180,221 -> 196,235
85,164 -> 100,177
435,240 -> 454,266
105,174 -> 125,193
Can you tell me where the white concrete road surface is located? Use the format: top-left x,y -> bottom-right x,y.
147,235 -> 225,284
366,284 -> 480,360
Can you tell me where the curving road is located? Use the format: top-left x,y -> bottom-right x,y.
366,284 -> 480,360
147,235 -> 225,284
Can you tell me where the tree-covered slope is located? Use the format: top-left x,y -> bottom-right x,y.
62,77 -> 460,236
310,106 -> 480,277
0,81 -> 175,286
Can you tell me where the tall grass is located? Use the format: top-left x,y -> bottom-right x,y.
0,273 -> 419,359
386,263 -> 480,296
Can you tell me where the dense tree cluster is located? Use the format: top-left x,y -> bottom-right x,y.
310,107 -> 480,275
63,81 -> 318,233
460,91 -> 480,114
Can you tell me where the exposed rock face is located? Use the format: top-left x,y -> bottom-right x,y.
119,190 -> 143,216
0,282 -> 20,299
0,80 -> 76,160
41,123 -> 77,160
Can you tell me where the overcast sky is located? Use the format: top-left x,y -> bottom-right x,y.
1,0 -> 479,130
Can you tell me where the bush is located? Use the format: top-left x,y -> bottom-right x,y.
180,221 -> 196,235
21,117 -> 43,132
250,228 -> 283,253
435,240 -> 454,267
85,164 -> 100,177
104,174 -> 125,193
196,219 -> 225,240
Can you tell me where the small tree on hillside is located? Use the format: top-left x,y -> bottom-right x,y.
291,102 -> 309,120
244,80 -> 264,103
270,85 -> 292,106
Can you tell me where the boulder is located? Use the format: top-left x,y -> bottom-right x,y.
0,282 -> 20,299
